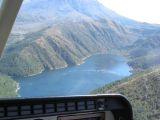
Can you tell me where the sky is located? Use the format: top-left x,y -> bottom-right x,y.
98,0 -> 160,24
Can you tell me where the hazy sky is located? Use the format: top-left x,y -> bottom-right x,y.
98,0 -> 160,24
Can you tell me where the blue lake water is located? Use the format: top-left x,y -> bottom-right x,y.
16,54 -> 132,97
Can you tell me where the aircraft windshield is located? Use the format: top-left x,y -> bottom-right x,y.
0,0 -> 2,8
0,0 -> 160,120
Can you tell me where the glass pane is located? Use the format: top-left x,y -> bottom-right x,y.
0,0 -> 160,120
0,0 -> 3,8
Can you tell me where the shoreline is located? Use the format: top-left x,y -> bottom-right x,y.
16,82 -> 21,97
15,53 -> 132,97
21,55 -> 92,78
17,52 -> 128,78
24,69 -> 45,77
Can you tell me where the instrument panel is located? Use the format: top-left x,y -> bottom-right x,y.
0,94 -> 133,120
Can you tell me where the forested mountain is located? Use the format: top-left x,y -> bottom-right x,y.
0,0 -> 138,76
127,34 -> 160,72
1,0 -> 160,77
92,67 -> 160,120
0,1 -> 160,116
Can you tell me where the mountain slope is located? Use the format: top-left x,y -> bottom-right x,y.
14,0 -> 155,36
18,0 -> 136,25
127,35 -> 160,72
0,74 -> 18,97
0,0 -> 160,78
92,67 -> 160,120
0,18 -> 134,76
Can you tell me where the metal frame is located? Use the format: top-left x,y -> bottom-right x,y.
58,112 -> 105,120
0,0 -> 23,56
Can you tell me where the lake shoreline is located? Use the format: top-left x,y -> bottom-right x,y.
17,52 -> 131,79
16,54 -> 132,97
21,52 -> 110,78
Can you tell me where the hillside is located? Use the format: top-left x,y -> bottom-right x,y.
127,35 -> 160,72
0,1 -> 160,119
0,0 -> 136,77
0,74 -> 18,97
1,0 -> 160,77
92,67 -> 160,120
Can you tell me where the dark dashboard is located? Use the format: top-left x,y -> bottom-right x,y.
0,94 -> 133,120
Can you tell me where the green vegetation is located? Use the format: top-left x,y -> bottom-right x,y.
0,52 -> 44,77
127,35 -> 160,72
1,0 -> 160,77
0,20 -> 131,77
128,54 -> 160,72
0,74 -> 18,97
0,1 -> 160,120
92,67 -> 160,120
91,31 -> 160,120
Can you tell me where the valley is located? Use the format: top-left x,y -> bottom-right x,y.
0,0 -> 160,120
0,19 -> 133,77
1,0 -> 157,78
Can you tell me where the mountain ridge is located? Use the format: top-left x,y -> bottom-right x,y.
0,0 -> 160,77
1,19 -> 134,76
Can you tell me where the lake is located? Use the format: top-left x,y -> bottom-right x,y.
16,54 -> 132,97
